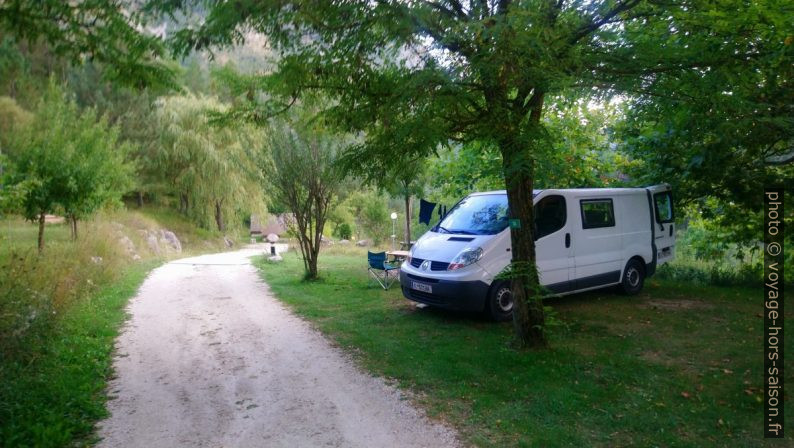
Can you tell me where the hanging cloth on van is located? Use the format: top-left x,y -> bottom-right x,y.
419,199 -> 436,225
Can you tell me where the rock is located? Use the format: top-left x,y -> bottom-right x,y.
321,235 -> 334,245
118,236 -> 136,254
145,233 -> 161,255
160,230 -> 182,252
356,239 -> 369,247
224,236 -> 235,248
267,255 -> 283,262
339,239 -> 350,245
91,256 -> 103,264
132,254 -> 142,261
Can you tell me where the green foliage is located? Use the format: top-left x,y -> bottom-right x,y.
4,81 -> 133,241
0,0 -> 176,89
153,94 -> 266,231
0,261 -> 156,447
264,111 -> 346,278
0,95 -> 32,150
344,190 -> 390,246
430,101 -> 633,199
334,222 -> 352,240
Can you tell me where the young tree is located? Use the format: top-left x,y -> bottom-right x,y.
265,116 -> 345,280
152,0 -> 786,347
8,81 -> 133,250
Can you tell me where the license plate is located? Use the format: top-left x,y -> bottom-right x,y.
411,281 -> 432,294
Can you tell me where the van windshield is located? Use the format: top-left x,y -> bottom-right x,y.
434,194 -> 509,235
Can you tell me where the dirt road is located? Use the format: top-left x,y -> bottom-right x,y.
97,247 -> 458,447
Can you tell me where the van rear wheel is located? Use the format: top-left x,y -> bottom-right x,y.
487,282 -> 514,322
620,259 -> 645,295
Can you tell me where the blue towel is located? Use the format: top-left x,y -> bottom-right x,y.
419,199 -> 436,225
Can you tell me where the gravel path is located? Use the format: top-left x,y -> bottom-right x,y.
97,246 -> 458,448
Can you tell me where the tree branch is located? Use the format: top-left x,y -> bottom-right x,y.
569,0 -> 643,44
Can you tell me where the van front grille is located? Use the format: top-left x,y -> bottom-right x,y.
430,261 -> 450,271
409,257 -> 449,271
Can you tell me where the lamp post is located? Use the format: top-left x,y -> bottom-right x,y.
390,212 -> 397,251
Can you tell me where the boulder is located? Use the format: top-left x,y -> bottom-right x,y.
160,230 -> 182,252
118,235 -> 136,254
267,255 -> 283,262
355,239 -> 369,247
338,239 -> 350,245
224,236 -> 235,248
145,233 -> 161,255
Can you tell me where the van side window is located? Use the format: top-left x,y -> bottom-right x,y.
580,199 -> 615,229
534,195 -> 566,240
654,192 -> 674,223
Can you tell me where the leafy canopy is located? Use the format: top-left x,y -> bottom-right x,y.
5,80 -> 133,224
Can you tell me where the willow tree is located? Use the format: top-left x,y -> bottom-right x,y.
155,95 -> 265,232
151,0 -> 783,347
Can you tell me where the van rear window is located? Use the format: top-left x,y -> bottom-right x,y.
654,192 -> 674,223
580,199 -> 615,229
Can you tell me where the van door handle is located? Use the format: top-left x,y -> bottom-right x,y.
565,233 -> 571,248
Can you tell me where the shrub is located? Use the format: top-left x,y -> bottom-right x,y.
335,223 -> 352,240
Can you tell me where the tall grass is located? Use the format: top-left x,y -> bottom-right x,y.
654,226 -> 794,287
0,208 -> 230,362
0,207 -> 233,446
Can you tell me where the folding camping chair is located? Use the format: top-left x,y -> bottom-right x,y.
367,251 -> 400,290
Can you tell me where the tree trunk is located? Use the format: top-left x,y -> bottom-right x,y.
404,194 -> 411,248
307,250 -> 319,279
69,215 -> 78,241
500,139 -> 546,348
180,193 -> 189,214
37,212 -> 45,253
498,92 -> 547,349
215,200 -> 225,232
137,191 -> 144,208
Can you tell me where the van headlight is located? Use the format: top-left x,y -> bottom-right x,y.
448,247 -> 483,271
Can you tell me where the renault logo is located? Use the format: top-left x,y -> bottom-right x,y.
420,260 -> 431,271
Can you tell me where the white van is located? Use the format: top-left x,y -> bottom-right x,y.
400,185 -> 675,320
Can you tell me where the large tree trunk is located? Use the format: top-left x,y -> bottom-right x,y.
404,194 -> 411,248
498,92 -> 547,348
37,212 -> 45,253
215,199 -> 225,232
500,139 -> 546,348
137,191 -> 144,208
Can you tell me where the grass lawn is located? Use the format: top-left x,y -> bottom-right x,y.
0,261 -> 159,446
255,249 -> 792,447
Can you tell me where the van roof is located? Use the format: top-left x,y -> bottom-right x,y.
470,187 -> 651,197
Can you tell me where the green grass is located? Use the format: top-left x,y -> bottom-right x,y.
0,206 -> 231,447
255,250 -> 793,447
0,261 -> 158,447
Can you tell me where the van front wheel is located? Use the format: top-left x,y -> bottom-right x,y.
487,282 -> 514,322
621,259 -> 645,295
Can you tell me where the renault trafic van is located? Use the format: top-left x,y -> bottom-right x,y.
400,185 -> 675,320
